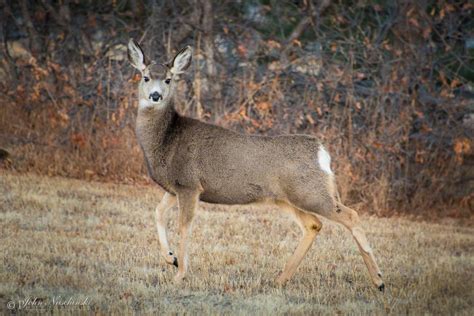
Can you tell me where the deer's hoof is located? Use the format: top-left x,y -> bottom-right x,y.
378,283 -> 385,292
163,251 -> 178,267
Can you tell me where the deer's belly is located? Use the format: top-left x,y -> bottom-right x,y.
199,181 -> 272,205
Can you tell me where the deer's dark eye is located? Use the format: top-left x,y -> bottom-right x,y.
165,78 -> 171,84
144,76 -> 150,82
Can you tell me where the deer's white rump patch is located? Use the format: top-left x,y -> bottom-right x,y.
317,145 -> 333,175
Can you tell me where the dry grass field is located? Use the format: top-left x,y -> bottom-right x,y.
1,172 -> 473,314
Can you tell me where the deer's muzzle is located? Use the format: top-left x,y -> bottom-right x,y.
149,91 -> 162,102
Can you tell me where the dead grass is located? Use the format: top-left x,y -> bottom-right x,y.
0,172 -> 473,314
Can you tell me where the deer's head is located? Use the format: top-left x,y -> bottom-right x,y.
128,39 -> 192,109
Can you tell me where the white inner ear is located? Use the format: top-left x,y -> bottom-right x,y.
171,48 -> 192,75
128,41 -> 145,71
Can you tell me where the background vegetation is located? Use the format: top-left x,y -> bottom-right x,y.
0,0 -> 473,218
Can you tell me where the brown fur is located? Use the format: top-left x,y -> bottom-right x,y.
136,103 -> 334,211
127,39 -> 384,289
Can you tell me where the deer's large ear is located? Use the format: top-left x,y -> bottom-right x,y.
170,46 -> 193,75
128,39 -> 146,71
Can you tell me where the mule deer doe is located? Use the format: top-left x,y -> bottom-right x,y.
127,39 -> 384,290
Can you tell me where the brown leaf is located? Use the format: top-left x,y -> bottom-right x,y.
372,141 -> 383,149
454,138 -> 471,156
450,78 -> 461,89
439,9 -> 445,19
70,133 -> 87,149
266,40 -> 281,49
256,101 -> 271,113
316,107 -> 322,116
292,39 -> 302,47
408,17 -> 420,28
48,61 -> 61,73
97,81 -> 103,95
84,169 -> 95,177
64,84 -> 76,98
445,4 -> 456,12
422,27 -> 431,39
57,110 -> 70,125
237,44 -> 247,57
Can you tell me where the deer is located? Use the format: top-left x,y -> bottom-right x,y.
127,38 -> 385,291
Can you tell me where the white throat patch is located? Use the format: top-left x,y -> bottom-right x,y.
139,99 -> 163,109
139,99 -> 153,109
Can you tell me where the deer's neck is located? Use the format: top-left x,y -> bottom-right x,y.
136,102 -> 178,163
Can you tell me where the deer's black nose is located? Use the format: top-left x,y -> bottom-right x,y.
149,91 -> 162,102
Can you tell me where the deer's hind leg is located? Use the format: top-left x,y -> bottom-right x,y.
324,203 -> 385,291
276,201 -> 323,285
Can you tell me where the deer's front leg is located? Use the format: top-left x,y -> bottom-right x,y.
155,192 -> 177,266
174,189 -> 199,283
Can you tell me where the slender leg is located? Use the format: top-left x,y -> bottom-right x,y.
174,189 -> 200,283
325,203 -> 385,291
276,202 -> 323,285
155,192 -> 177,266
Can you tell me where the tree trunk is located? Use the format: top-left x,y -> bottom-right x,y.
199,0 -> 222,118
19,0 -> 41,56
